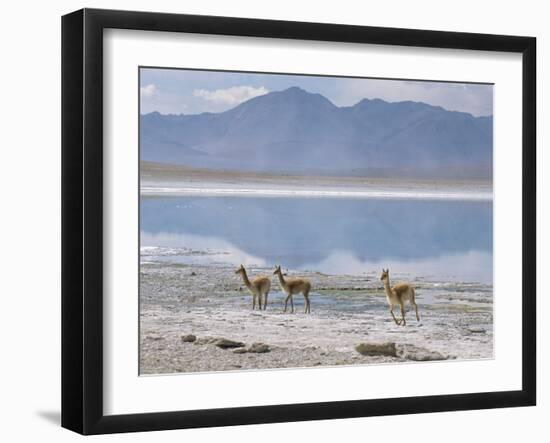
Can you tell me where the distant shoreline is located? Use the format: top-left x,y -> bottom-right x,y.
140,161 -> 493,201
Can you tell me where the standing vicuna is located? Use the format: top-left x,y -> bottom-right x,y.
380,268 -> 420,326
235,264 -> 271,310
273,265 -> 312,314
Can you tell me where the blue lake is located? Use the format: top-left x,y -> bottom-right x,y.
140,196 -> 493,283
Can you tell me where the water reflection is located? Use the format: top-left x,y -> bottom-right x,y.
302,250 -> 492,283
141,196 -> 493,282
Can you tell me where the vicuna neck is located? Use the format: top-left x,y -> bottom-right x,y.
276,271 -> 287,289
239,270 -> 253,289
383,277 -> 392,294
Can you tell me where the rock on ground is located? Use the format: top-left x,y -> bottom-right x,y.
248,343 -> 270,353
397,344 -> 449,361
355,342 -> 397,357
214,338 -> 246,349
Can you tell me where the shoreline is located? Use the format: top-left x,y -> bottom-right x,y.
140,162 -> 493,201
140,185 -> 493,201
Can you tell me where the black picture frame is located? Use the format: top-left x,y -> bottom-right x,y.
61,8 -> 536,435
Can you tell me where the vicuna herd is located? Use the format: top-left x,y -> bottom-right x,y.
235,264 -> 420,325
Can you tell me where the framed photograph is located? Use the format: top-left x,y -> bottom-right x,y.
61,8 -> 536,435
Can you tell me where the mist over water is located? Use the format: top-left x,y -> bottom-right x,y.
140,196 -> 492,283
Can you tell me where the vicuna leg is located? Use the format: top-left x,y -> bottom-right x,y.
304,290 -> 311,314
412,301 -> 420,321
411,292 -> 420,321
263,292 -> 268,310
284,293 -> 293,313
390,305 -> 400,325
400,302 -> 406,326
258,292 -> 262,310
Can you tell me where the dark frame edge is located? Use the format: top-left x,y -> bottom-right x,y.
83,7 -> 535,51
62,8 -> 106,435
61,8 -> 85,435
86,390 -> 534,435
521,37 -> 537,406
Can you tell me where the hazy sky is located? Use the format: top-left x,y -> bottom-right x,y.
140,68 -> 493,117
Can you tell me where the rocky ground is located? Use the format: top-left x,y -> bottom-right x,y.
139,262 -> 494,375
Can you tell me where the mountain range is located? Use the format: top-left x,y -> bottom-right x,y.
140,86 -> 493,179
